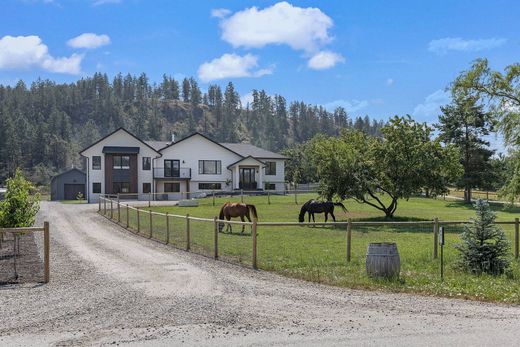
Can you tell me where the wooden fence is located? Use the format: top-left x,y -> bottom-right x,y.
99,197 -> 520,270
0,222 -> 50,283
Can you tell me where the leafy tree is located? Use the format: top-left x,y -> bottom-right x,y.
282,143 -> 317,184
182,78 -> 190,103
0,169 -> 40,228
455,199 -> 510,275
437,94 -> 495,202
308,116 -> 461,217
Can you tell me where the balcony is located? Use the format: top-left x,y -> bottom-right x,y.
153,167 -> 191,179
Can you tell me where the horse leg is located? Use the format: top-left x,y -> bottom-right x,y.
245,214 -> 252,233
240,215 -> 245,234
324,212 -> 328,223
226,216 -> 232,233
331,212 -> 336,222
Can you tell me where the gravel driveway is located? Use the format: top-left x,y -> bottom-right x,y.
1,201 -> 519,346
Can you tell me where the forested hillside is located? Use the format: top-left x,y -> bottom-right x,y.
0,73 -> 384,185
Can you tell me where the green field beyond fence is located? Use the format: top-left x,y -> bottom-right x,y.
99,194 -> 520,304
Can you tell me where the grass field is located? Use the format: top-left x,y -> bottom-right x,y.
103,193 -> 520,304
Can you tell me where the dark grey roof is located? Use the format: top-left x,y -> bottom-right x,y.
50,168 -> 86,183
145,141 -> 171,151
102,146 -> 140,154
220,143 -> 288,159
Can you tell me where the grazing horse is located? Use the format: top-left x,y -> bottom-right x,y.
218,202 -> 258,233
298,199 -> 348,223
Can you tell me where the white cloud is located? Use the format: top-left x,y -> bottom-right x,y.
211,8 -> 231,18
241,92 -> 254,106
198,53 -> 274,83
67,33 -> 111,49
219,2 -> 333,53
428,37 -> 507,55
413,89 -> 451,120
386,78 -> 394,86
92,0 -> 121,5
307,50 -> 344,70
0,35 -> 82,74
324,99 -> 369,113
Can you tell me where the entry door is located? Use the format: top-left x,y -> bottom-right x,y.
165,160 -> 180,177
239,168 -> 256,190
64,184 -> 85,200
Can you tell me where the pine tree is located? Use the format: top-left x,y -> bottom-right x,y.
455,199 -> 510,275
182,78 -> 190,103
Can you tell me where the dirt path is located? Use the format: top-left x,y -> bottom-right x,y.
1,201 -> 519,346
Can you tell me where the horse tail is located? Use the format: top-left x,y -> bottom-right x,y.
334,202 -> 348,213
219,203 -> 226,220
246,204 -> 258,220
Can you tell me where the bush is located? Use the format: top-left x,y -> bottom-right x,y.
0,169 -> 40,228
455,199 -> 510,275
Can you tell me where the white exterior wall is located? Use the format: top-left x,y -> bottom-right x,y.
160,135 -> 242,192
260,159 -> 286,190
81,129 -> 160,203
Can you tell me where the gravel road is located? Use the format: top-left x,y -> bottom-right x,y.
1,201 -> 519,346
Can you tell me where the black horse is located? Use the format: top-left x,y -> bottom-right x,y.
298,199 -> 348,223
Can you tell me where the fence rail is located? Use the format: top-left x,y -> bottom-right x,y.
98,197 -> 520,272
0,222 -> 50,283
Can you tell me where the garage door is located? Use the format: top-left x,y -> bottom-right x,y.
64,184 -> 85,200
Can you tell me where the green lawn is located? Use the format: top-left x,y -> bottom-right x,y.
103,193 -> 520,304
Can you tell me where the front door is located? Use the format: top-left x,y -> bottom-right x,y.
239,168 -> 257,190
164,160 -> 180,177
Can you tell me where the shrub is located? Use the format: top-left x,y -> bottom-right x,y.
0,169 -> 40,228
455,199 -> 510,275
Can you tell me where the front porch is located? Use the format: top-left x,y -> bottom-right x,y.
228,156 -> 266,191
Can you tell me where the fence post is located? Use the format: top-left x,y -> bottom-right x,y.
294,189 -> 298,205
137,207 -> 141,233
149,210 -> 153,238
433,218 -> 439,259
44,221 -> 50,283
148,193 -> 151,208
104,197 -> 106,215
166,212 -> 170,244
267,191 -> 271,205
98,197 -> 101,212
212,190 -> 215,206
214,217 -> 219,259
252,219 -> 258,269
241,189 -> 244,203
110,199 -> 113,219
346,218 -> 352,262
126,204 -> 129,228
515,218 -> 519,260
186,214 -> 191,251
117,194 -> 121,223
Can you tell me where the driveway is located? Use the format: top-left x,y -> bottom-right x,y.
1,201 -> 519,346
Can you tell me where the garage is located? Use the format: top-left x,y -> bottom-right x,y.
50,168 -> 86,201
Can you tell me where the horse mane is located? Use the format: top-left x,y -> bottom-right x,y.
333,202 -> 348,213
246,204 -> 258,220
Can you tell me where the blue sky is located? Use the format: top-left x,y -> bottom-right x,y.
1,0 -> 519,126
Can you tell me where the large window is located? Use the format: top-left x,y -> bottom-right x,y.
92,156 -> 101,170
164,160 -> 180,177
142,157 -> 151,170
164,182 -> 180,193
113,155 -> 130,170
93,182 -> 101,194
198,160 -> 221,175
143,182 -> 151,194
113,182 -> 130,194
264,183 -> 276,190
198,183 -> 222,190
265,161 -> 276,175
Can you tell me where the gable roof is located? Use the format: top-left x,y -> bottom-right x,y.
145,141 -> 171,151
220,143 -> 288,159
227,155 -> 266,169
79,127 -> 161,156
50,168 -> 86,183
158,132 -> 244,157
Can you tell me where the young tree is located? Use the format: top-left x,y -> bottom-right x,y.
437,94 -> 495,202
0,169 -> 40,228
455,199 -> 510,275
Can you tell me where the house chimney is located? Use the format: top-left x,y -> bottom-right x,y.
171,133 -> 175,143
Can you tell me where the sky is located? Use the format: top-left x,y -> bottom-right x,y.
1,0 -> 519,128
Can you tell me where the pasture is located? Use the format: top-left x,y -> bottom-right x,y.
108,193 -> 520,303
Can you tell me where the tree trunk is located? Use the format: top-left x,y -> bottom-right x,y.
464,187 -> 472,204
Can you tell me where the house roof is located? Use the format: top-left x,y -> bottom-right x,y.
102,146 -> 140,154
220,143 -> 288,159
50,168 -> 86,183
79,127 -> 161,156
145,141 -> 171,151
227,155 -> 266,169
158,132 -> 244,157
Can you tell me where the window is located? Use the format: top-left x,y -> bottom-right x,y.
264,183 -> 276,190
113,155 -> 130,169
142,157 -> 151,170
143,183 -> 151,194
164,160 -> 180,177
199,183 -> 222,190
265,161 -> 276,175
198,160 -> 221,175
93,182 -> 101,194
164,182 -> 180,193
113,182 -> 130,194
92,156 -> 101,170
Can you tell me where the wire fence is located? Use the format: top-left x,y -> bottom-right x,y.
99,196 -> 520,282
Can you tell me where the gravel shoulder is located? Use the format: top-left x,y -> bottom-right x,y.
1,201 -> 520,346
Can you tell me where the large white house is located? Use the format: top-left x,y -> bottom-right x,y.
80,128 -> 287,203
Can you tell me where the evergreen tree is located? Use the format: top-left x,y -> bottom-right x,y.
182,78 -> 190,103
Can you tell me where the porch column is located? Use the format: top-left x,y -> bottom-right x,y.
257,165 -> 263,190
234,166 -> 240,189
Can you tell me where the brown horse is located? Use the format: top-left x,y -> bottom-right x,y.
218,202 -> 258,233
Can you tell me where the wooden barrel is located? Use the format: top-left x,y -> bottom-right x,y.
365,242 -> 400,279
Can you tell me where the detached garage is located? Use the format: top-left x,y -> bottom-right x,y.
50,168 -> 86,201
